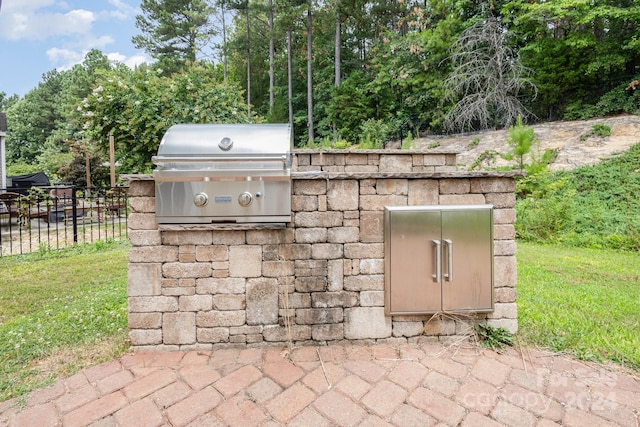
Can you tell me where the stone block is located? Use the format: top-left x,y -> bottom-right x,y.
486,318 -> 518,334
359,259 -> 384,275
293,180 -> 327,195
292,195 -> 318,212
327,180 -> 359,211
494,224 -> 516,240
359,290 -> 384,307
280,292 -> 311,309
163,262 -> 212,279
485,192 -> 516,209
295,228 -> 327,243
376,179 -> 408,195
213,294 -> 246,311
162,231 -> 213,246
344,275 -> 384,291
128,313 -> 162,329
439,194 -> 486,205
487,302 -> 518,319
179,295 -> 212,312
295,308 -> 343,324
312,324 -> 344,341
294,211 -> 343,228
440,179 -> 470,194
470,178 -> 516,193
494,288 -> 517,303
197,328 -> 230,343
359,211 -> 384,243
327,259 -> 344,291
129,296 -> 178,313
408,180 -> 439,205
345,153 -> 368,165
129,329 -> 162,346
311,243 -> 344,260
128,213 -> 157,230
128,263 -> 162,296
493,208 -> 516,225
344,243 -> 384,259
494,256 -> 517,287
246,278 -> 279,325
494,240 -> 517,256
163,312 -> 196,345
296,153 -> 310,166
311,291 -> 358,308
295,276 -> 327,292
327,227 -> 359,243
196,277 -> 245,294
229,246 -> 262,277
379,155 -> 413,172
294,259 -> 327,277
280,244 -> 312,260
360,194 -> 407,211
392,321 -> 424,337
211,231 -> 246,245
126,181 -> 151,197
246,229 -> 293,245
421,318 -> 456,335
423,154 -> 446,166
262,260 -> 295,277
129,246 -> 178,263
129,197 -> 155,213
344,307 -> 391,339
128,230 -> 162,247
195,245 -> 228,262
263,325 -> 311,342
196,310 -> 246,327
162,287 -> 195,296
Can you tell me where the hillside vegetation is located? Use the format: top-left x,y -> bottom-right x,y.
516,142 -> 640,251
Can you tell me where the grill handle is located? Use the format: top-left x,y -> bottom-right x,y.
152,155 -> 289,165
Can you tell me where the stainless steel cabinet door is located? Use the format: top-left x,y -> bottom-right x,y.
386,209 -> 442,314
441,208 -> 493,312
385,205 -> 493,315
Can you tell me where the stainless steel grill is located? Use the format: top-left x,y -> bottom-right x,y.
152,124 -> 292,223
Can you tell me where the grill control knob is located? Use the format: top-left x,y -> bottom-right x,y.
238,192 -> 253,207
194,192 -> 208,207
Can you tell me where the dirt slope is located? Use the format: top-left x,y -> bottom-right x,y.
414,115 -> 640,171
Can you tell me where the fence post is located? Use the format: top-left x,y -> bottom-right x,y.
71,185 -> 78,243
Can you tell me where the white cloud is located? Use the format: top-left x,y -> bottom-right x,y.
0,4 -> 95,41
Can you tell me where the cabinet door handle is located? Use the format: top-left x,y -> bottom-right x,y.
432,240 -> 441,282
443,239 -> 453,281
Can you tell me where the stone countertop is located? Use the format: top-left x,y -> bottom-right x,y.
121,170 -> 523,182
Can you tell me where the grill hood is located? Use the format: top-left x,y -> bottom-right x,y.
152,124 -> 292,224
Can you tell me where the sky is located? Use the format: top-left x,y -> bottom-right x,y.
0,0 -> 150,98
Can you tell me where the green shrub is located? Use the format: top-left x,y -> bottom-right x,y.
358,119 -> 390,149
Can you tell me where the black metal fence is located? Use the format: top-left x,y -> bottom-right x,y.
0,185 -> 129,256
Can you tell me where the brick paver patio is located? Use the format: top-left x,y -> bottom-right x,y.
1,342 -> 638,426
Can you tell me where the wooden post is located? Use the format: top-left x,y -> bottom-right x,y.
109,135 -> 116,187
85,150 -> 91,192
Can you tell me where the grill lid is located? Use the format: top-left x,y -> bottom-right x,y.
152,124 -> 291,172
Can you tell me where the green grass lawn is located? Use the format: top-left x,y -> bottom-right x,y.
0,241 -> 130,402
517,241 -> 640,370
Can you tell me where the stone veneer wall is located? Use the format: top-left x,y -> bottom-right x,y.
125,150 -> 518,351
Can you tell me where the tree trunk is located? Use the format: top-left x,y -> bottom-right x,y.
287,30 -> 294,132
307,1 -> 314,144
268,0 -> 275,112
246,5 -> 251,117
333,0 -> 341,140
221,1 -> 227,82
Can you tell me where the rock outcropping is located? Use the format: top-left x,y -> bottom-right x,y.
415,115 -> 640,171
